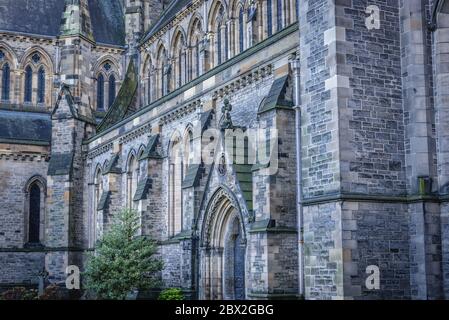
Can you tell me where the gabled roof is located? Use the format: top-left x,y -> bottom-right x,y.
0,0 -> 125,46
141,0 -> 192,44
52,84 -> 96,124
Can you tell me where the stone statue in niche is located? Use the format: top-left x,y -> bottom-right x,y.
220,98 -> 233,130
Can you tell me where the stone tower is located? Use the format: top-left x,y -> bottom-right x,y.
44,0 -> 96,284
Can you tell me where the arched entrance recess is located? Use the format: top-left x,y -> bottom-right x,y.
199,188 -> 247,300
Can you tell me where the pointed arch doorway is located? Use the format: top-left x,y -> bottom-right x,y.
199,189 -> 247,300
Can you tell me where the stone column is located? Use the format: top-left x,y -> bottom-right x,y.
433,2 -> 449,299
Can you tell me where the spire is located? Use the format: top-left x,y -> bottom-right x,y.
60,0 -> 94,41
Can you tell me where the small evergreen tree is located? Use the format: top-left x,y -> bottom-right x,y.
84,209 -> 163,299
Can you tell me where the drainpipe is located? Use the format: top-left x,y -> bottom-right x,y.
291,57 -> 304,298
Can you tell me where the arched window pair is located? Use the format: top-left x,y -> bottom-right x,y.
24,66 -> 46,105
188,18 -> 203,81
214,5 -> 228,66
172,32 -> 186,89
96,73 -> 116,111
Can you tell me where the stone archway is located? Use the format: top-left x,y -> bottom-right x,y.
199,189 -> 247,300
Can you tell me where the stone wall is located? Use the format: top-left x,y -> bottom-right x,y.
0,147 -> 49,248
0,251 -> 45,286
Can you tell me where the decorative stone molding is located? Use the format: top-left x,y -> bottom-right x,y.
119,122 -> 152,144
159,99 -> 201,125
0,31 -> 56,46
0,152 -> 49,161
212,64 -> 273,100
87,142 -> 113,159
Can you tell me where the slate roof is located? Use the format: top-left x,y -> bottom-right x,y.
103,154 -> 122,174
97,191 -> 111,211
258,75 -> 294,114
0,0 -> 125,46
88,0 -> 125,46
0,0 -> 66,37
141,0 -> 192,43
133,178 -> 153,201
0,109 -> 51,145
139,135 -> 162,160
182,164 -> 203,189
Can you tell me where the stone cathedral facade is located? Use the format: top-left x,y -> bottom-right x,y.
0,0 -> 449,300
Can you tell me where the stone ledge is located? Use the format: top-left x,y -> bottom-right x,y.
303,192 -> 448,206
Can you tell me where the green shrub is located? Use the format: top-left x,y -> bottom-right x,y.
83,209 -> 163,300
158,288 -> 184,300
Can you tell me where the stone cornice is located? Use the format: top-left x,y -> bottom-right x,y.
0,30 -> 56,44
0,152 -> 49,161
303,192 -> 449,206
212,64 -> 273,100
87,142 -> 113,159
119,122 -> 152,145
159,99 -> 201,125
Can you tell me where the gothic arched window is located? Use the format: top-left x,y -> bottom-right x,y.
108,74 -> 116,108
97,73 -> 104,111
148,69 -> 152,104
277,0 -> 283,31
1,63 -> 10,101
267,0 -> 273,37
169,137 -> 183,237
126,155 -> 138,209
239,7 -> 245,52
37,67 -> 45,104
217,21 -> 223,65
28,183 -> 41,243
178,48 -> 183,86
225,23 -> 229,61
184,130 -> 194,176
195,39 -> 200,78
172,31 -> 185,89
24,66 -> 32,103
